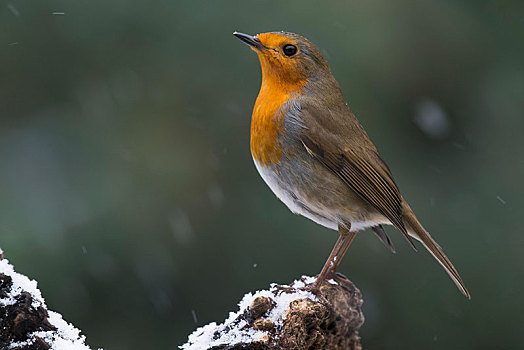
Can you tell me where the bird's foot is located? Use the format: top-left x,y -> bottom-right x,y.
325,271 -> 357,297
273,284 -> 301,294
313,269 -> 351,291
273,278 -> 328,304
332,271 -> 350,284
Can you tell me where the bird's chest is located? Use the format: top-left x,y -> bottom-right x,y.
253,157 -> 307,217
252,156 -> 338,230
250,89 -> 289,167
249,91 -> 309,216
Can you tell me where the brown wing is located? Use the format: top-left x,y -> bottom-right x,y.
301,135 -> 417,249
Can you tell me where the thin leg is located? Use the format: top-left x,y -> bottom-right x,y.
313,224 -> 350,290
331,230 -> 357,273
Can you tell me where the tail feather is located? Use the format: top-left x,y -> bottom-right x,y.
402,203 -> 471,299
371,225 -> 396,253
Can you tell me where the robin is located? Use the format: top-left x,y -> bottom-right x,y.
234,31 -> 470,298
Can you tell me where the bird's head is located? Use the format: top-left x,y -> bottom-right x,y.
234,31 -> 330,89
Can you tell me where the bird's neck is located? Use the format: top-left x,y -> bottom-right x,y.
250,71 -> 306,167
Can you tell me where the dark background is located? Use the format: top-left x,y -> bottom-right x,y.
2,0 -> 523,349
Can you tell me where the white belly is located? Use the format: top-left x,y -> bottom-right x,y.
254,160 -> 339,230
253,159 -> 389,232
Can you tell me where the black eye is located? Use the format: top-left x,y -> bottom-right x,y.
283,44 -> 297,57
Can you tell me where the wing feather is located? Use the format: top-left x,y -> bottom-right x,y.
301,135 -> 417,249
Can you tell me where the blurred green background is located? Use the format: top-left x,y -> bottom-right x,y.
1,0 -> 523,349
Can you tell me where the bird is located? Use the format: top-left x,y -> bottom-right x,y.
233,31 -> 470,299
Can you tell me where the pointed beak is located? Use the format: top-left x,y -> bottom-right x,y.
233,32 -> 266,50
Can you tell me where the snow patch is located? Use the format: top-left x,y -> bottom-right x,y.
180,276 -> 318,349
0,256 -> 98,349
0,258 -> 44,308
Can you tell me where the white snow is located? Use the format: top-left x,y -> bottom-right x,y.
0,258 -> 44,308
0,256 -> 98,350
180,276 -> 318,350
27,311 -> 92,350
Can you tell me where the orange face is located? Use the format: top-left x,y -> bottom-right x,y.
252,33 -> 307,89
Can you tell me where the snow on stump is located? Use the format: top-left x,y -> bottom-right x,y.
0,249 -> 95,350
181,275 -> 364,350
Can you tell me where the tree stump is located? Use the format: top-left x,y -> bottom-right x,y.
181,275 -> 364,350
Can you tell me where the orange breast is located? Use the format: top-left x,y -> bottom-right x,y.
251,87 -> 288,166
251,63 -> 306,166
